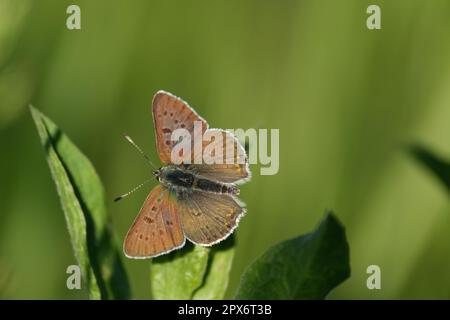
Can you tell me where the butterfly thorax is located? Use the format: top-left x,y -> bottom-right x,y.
157,165 -> 239,196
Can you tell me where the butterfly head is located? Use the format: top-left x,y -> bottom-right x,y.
152,169 -> 162,181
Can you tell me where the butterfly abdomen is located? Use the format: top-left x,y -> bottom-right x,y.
160,166 -> 239,195
194,178 -> 239,195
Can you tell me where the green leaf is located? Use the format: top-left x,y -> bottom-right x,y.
30,106 -> 131,299
151,243 -> 210,299
235,212 -> 350,299
193,236 -> 235,300
409,145 -> 450,193
151,236 -> 236,300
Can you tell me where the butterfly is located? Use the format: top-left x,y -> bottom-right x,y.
121,91 -> 251,259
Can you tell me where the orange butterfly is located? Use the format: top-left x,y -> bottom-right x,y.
120,91 -> 251,259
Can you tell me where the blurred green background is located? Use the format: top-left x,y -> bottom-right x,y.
0,0 -> 449,299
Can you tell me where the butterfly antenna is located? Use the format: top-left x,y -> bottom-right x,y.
123,134 -> 158,170
114,179 -> 152,202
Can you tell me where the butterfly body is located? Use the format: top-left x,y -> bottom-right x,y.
155,165 -> 240,198
123,91 -> 250,259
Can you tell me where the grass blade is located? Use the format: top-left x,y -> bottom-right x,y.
30,106 -> 131,299
193,236 -> 235,300
409,145 -> 450,193
151,244 -> 210,299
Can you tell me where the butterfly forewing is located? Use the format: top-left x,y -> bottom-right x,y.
188,129 -> 250,183
153,92 -> 250,183
152,91 -> 207,164
124,185 -> 185,258
178,191 -> 245,245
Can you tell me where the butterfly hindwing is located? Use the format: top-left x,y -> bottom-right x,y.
178,190 -> 245,246
124,185 -> 185,258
